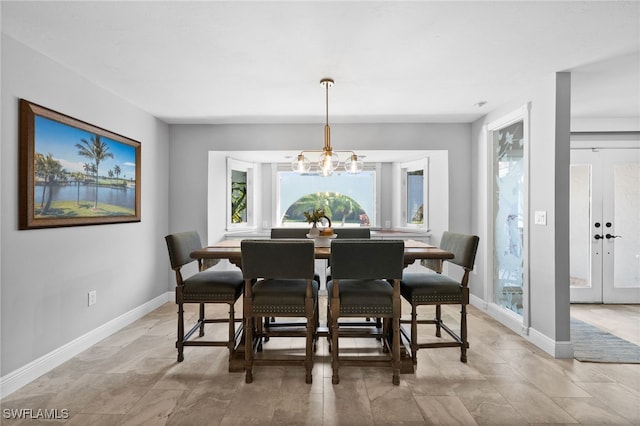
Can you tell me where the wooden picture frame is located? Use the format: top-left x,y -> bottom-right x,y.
19,99 -> 141,229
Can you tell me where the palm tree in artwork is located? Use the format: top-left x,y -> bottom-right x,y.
76,135 -> 113,209
113,164 -> 121,185
70,171 -> 85,206
34,152 -> 65,213
82,162 -> 94,180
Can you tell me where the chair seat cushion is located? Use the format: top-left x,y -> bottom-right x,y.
327,279 -> 393,315
252,279 -> 319,314
182,269 -> 244,301
401,272 -> 462,304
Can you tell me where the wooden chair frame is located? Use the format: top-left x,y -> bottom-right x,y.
327,240 -> 404,385
400,232 -> 479,364
165,231 -> 243,364
241,239 -> 318,384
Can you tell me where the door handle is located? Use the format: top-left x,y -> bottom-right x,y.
605,234 -> 621,239
594,234 -> 604,240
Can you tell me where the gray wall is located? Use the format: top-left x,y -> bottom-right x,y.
1,35 -> 170,375
470,73 -> 572,347
168,122 -> 472,241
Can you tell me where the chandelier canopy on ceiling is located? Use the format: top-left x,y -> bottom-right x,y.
291,78 -> 363,176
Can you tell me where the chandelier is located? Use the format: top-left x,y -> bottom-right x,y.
291,78 -> 363,176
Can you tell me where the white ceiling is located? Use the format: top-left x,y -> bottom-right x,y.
2,1 -> 639,125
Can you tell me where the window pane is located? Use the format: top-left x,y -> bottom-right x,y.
570,164 -> 592,289
613,163 -> 640,289
231,169 -> 247,224
278,170 -> 375,227
407,170 -> 424,225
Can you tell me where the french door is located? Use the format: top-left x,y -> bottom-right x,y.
570,148 -> 640,303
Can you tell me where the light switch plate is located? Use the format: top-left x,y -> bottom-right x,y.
534,211 -> 547,225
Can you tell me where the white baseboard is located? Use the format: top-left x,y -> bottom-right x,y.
0,292 -> 172,399
469,294 -> 574,359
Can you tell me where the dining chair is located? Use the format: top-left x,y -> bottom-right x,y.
327,239 -> 405,385
400,231 -> 479,363
325,226 -> 371,279
165,231 -> 244,363
323,227 -> 379,327
267,228 -> 321,334
333,227 -> 371,239
270,228 -> 321,283
241,239 -> 319,384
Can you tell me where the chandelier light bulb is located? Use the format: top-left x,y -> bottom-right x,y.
318,151 -> 339,176
344,154 -> 364,174
291,154 -> 311,173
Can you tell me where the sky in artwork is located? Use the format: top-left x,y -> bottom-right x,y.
34,115 -> 137,179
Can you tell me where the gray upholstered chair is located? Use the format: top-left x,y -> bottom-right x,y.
268,228 -> 320,333
400,231 -> 479,363
270,228 -> 321,283
333,227 -> 371,239
241,239 -> 319,384
326,226 -> 371,280
327,239 -> 405,385
270,227 -> 310,239
165,231 -> 244,363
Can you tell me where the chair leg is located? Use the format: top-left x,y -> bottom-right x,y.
305,311 -> 314,384
245,316 -> 254,383
263,317 -> 270,343
435,304 -> 442,337
330,304 -> 340,384
410,304 -> 418,365
392,315 -> 400,386
228,302 -> 236,355
198,303 -> 205,337
176,303 -> 185,362
460,303 -> 468,363
313,303 -> 319,352
326,303 -> 332,346
381,318 -> 389,353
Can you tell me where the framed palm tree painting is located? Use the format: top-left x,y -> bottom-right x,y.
19,99 -> 141,229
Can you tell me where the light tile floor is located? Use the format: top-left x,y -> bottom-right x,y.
1,301 -> 639,425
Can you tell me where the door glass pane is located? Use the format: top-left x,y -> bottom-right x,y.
493,120 -> 524,315
570,164 -> 592,289
613,163 -> 640,289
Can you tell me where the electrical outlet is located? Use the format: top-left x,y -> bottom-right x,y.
385,220 -> 391,228
534,211 -> 547,226
88,290 -> 97,306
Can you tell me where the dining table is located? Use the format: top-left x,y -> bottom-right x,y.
191,238 -> 454,267
190,237 -> 454,373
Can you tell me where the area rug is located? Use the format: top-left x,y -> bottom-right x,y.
571,318 -> 640,363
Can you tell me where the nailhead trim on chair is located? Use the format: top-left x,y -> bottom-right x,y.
253,305 -> 307,314
337,306 -> 393,315
183,294 -> 237,301
410,294 -> 462,303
